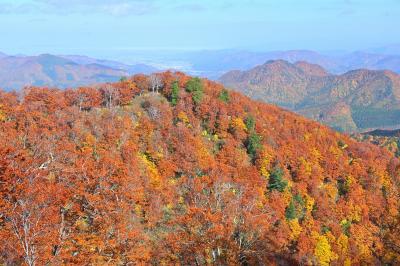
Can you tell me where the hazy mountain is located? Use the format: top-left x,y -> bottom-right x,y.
0,54 -> 129,90
175,50 -> 335,79
0,53 -> 159,90
220,60 -> 400,132
173,49 -> 400,79
60,55 -> 158,74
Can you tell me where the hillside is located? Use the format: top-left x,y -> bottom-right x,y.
1,72 -> 399,265
0,54 -> 157,90
220,60 -> 400,132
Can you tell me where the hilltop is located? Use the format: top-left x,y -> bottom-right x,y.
0,72 -> 399,265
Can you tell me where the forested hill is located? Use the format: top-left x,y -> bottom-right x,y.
1,72 -> 400,265
220,60 -> 400,132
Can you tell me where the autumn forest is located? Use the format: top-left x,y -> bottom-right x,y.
0,72 -> 399,265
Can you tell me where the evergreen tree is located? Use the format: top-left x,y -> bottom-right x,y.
170,81 -> 180,106
285,200 -> 297,220
268,167 -> 287,192
246,132 -> 262,160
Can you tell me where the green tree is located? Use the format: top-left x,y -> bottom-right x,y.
186,77 -> 203,105
246,132 -> 262,160
186,77 -> 202,92
268,167 -> 287,192
170,81 -> 180,106
218,89 -> 230,103
192,89 -> 203,105
245,115 -> 256,131
285,200 -> 297,220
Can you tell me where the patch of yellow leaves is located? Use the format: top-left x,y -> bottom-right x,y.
177,111 -> 190,124
139,153 -> 161,188
260,152 -> 273,179
232,117 -> 247,131
312,231 -> 338,266
0,104 -> 6,121
288,219 -> 302,239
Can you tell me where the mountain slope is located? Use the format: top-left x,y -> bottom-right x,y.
0,72 -> 399,265
220,60 -> 400,131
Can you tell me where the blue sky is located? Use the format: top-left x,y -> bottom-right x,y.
0,0 -> 399,57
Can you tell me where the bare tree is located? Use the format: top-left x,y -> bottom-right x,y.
9,199 -> 40,266
101,84 -> 120,108
149,74 -> 162,93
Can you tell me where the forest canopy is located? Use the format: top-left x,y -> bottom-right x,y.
0,72 -> 400,265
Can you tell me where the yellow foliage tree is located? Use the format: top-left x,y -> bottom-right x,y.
312,231 -> 338,266
288,219 -> 302,240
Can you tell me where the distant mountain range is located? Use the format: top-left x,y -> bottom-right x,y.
0,53 -> 158,90
220,60 -> 400,132
59,55 -> 157,75
178,49 -> 400,79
